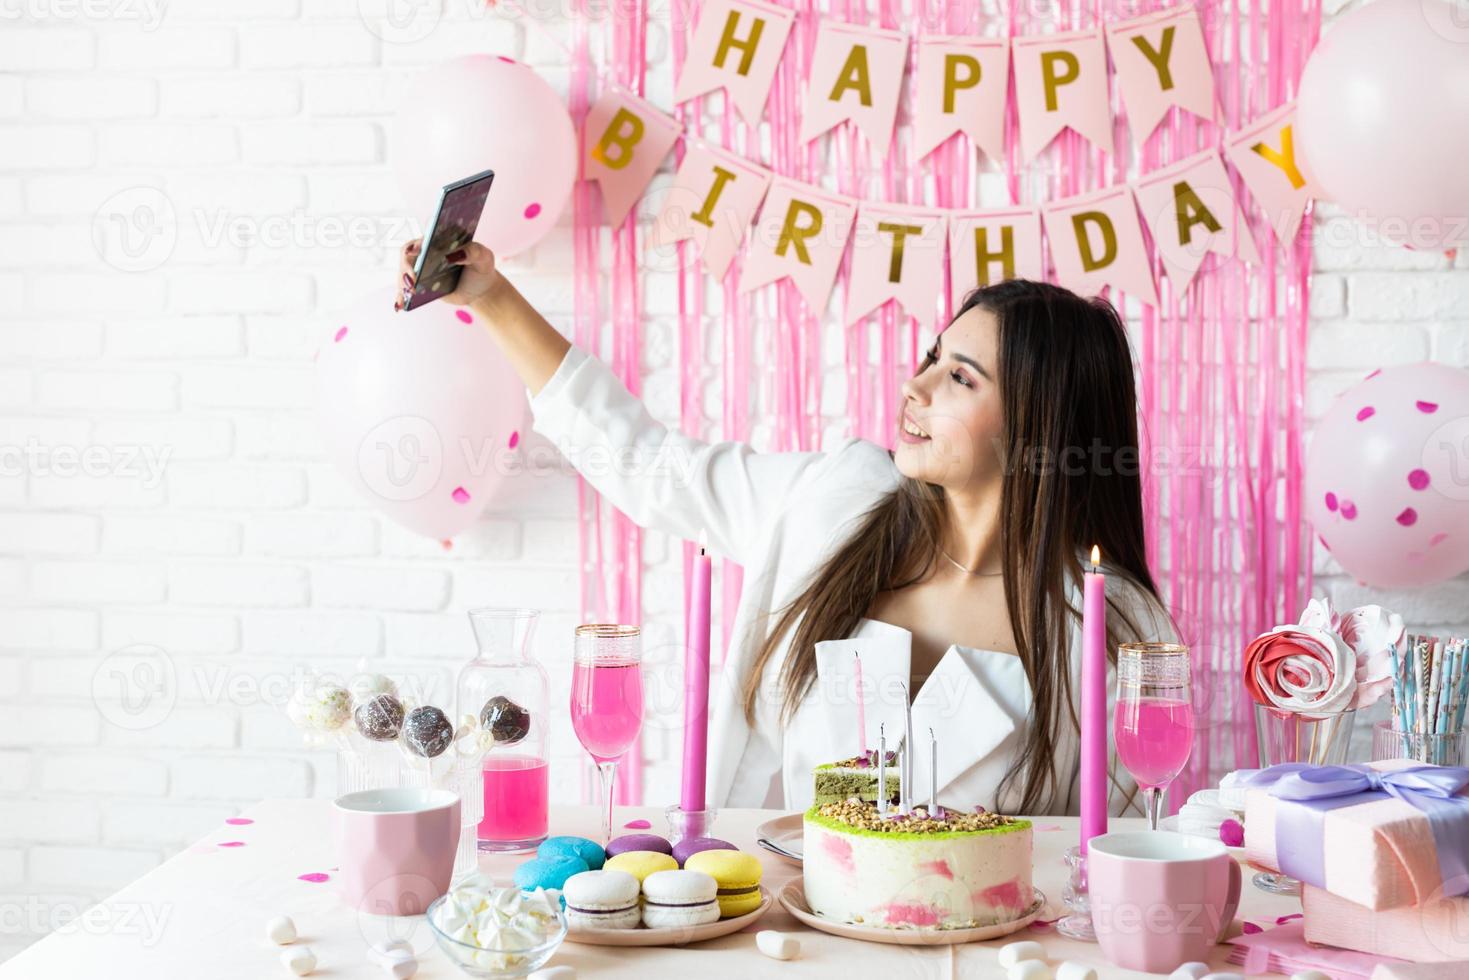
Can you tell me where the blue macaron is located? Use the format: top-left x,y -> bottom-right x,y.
513,854 -> 589,893
539,835 -> 606,870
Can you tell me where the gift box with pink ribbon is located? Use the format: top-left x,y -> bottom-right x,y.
1240,759 -> 1469,910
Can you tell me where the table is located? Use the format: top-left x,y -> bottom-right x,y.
0,802 -> 1301,978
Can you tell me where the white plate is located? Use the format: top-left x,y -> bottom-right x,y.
564,886 -> 772,946
754,812 -> 803,865
779,877 -> 1047,946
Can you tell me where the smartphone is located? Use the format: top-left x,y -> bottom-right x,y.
403,168 -> 496,311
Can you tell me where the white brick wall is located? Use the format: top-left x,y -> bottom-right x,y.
1,0 -> 1467,964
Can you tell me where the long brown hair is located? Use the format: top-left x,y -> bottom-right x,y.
741,279 -> 1163,814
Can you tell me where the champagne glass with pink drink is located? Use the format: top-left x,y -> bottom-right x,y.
1114,642 -> 1194,831
571,624 -> 644,844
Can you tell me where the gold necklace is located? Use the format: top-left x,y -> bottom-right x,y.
939,548 -> 1004,576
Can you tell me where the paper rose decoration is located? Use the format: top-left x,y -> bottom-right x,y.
1244,598 -> 1402,716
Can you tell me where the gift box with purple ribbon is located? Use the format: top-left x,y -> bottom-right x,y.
1240,759 -> 1469,911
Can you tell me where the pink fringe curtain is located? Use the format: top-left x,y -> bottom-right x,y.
569,0 -> 1318,805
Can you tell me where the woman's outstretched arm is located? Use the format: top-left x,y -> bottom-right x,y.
397,239 -> 568,396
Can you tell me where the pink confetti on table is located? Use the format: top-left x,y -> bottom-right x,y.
1275,913 -> 1303,924
1355,405 -> 1375,421
455,309 -> 473,324
218,841 -> 246,848
225,818 -> 254,825
1242,921 -> 1263,934
623,819 -> 652,829
451,487 -> 470,504
333,326 -> 348,342
298,873 -> 330,883
1417,400 -> 1440,413
508,430 -> 520,449
524,202 -> 542,220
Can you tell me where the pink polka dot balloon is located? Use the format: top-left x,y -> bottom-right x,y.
389,55 -> 576,259
1306,362 -> 1469,589
315,290 -> 526,540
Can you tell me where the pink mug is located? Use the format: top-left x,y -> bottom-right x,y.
332,788 -> 460,916
1088,831 -> 1242,974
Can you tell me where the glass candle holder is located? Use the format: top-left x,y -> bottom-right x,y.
1371,718 -> 1469,766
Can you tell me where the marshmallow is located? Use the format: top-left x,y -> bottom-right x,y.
1200,974 -> 1244,980
281,946 -> 316,976
265,915 -> 296,945
1056,963 -> 1098,980
1007,962 -> 1052,980
1170,966 -> 1212,980
529,968 -> 576,980
380,949 -> 417,979
1290,974 -> 1331,980
998,941 -> 1047,968
755,930 -> 800,960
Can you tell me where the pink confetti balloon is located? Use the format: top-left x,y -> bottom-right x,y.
315,290 -> 526,540
389,55 -> 576,258
1306,363 -> 1469,588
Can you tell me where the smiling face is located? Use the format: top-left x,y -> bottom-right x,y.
894,305 -> 1005,492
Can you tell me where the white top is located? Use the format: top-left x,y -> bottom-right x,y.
528,344 -> 1175,814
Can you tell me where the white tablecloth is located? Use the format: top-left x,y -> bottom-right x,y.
0,801 -> 1301,978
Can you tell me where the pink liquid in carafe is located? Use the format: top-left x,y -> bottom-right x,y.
478,754 -> 548,846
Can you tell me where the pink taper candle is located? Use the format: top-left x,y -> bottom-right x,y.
854,652 -> 866,757
1080,545 -> 1107,854
680,531 -> 712,812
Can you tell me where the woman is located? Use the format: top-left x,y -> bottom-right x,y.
397,240 -> 1175,816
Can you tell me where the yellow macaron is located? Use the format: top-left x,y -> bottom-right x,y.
603,850 -> 677,883
683,850 -> 762,918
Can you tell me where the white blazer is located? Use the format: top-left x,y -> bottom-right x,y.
528,344 -> 1174,814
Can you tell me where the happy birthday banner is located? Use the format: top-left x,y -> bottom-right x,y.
580,1 -> 1323,319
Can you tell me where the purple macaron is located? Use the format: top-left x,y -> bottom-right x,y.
605,833 -> 672,857
671,836 -> 737,867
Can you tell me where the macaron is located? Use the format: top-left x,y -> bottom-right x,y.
539,835 -> 605,871
640,869 -> 720,928
684,850 -> 763,918
605,833 -> 672,857
671,836 -> 737,867
513,854 -> 588,893
603,850 -> 678,883
562,869 -> 641,930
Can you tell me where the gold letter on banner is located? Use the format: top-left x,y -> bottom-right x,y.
1224,102 -> 1319,243
847,203 -> 948,327
651,141 -> 773,279
582,88 -> 682,226
914,37 -> 1011,162
946,208 -> 1044,309
801,22 -> 908,154
1042,186 -> 1158,308
1174,180 -> 1222,244
1013,29 -> 1113,159
741,177 -> 857,314
1106,7 -> 1216,150
1134,149 -> 1260,291
1131,27 -> 1176,90
674,0 -> 794,126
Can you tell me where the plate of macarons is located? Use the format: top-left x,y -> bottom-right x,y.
513,832 -> 771,946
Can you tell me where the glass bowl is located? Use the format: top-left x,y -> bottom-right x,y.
425,894 -> 568,978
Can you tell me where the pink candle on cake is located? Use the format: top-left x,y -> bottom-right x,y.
1080,544 -> 1107,853
680,531 -> 712,812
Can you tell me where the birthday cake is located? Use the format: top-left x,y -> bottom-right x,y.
812,751 -> 900,806
803,799 -> 1033,929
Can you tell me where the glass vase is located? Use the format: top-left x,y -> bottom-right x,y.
458,608 -> 549,853
1251,704 -> 1355,894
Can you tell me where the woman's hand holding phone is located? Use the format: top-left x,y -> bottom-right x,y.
396,238 -> 502,311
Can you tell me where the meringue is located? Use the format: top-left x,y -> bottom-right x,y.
265,914 -> 296,945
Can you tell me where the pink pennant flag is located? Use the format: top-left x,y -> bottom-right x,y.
1012,28 -> 1113,160
673,0 -> 794,127
1134,149 -> 1261,292
845,202 -> 947,327
800,20 -> 908,155
583,87 -> 683,226
1042,185 -> 1158,309
649,140 -> 772,279
1106,6 -> 1217,150
1224,102 -> 1320,244
913,36 -> 1011,162
740,177 -> 857,314
946,207 -> 1045,309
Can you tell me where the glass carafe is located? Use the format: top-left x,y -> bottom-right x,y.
458,608 -> 549,853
